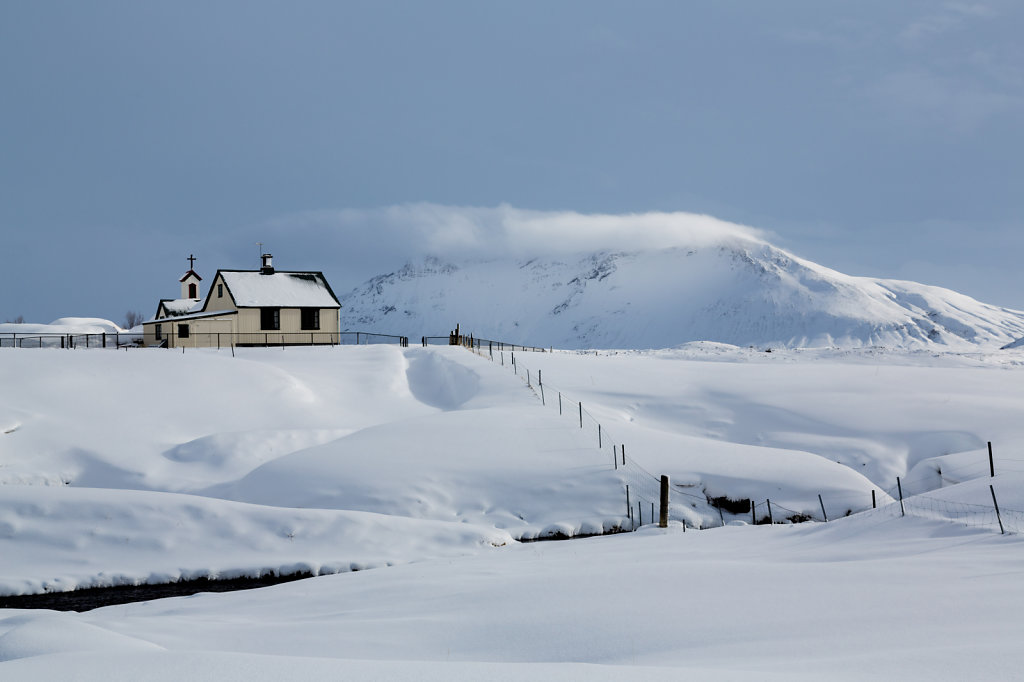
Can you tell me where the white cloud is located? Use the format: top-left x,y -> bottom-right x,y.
261,204 -> 769,265
899,2 -> 995,45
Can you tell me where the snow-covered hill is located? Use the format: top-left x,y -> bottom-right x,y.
339,241 -> 1024,350
3,344 -> 1024,679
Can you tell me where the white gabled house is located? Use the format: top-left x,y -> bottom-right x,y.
143,254 -> 342,347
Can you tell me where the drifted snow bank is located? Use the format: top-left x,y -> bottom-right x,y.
0,486 -> 511,596
2,343 -> 1023,599
3,513 -> 1024,680
0,318 -> 125,336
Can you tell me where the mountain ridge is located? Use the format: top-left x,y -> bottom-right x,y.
339,241 -> 1024,350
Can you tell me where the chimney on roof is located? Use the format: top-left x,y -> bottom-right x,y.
260,253 -> 275,275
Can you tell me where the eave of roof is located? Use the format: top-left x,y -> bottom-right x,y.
145,309 -> 238,325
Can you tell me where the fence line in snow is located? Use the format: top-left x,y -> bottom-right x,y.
0,330 -> 410,350
459,341 -> 1022,536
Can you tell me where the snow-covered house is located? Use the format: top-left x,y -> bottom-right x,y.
143,255 -> 341,347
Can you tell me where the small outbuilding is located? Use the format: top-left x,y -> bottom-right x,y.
143,254 -> 342,348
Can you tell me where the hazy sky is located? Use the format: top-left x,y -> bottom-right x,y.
2,1 -> 1022,324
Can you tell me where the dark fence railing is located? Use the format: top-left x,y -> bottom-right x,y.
1,331 -> 410,349
0,333 -> 143,349
422,324 -> 547,353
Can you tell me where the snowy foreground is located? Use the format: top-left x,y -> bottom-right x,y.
2,342 -> 1024,679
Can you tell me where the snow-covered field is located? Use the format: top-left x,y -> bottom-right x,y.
3,337 -> 1024,679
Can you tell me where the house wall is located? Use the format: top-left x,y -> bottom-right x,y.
236,307 -> 340,345
204,275 -> 237,313
142,315 -> 237,348
143,311 -> 340,347
177,317 -> 237,348
142,322 -> 160,347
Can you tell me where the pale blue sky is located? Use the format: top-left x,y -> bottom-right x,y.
1,1 -> 1021,324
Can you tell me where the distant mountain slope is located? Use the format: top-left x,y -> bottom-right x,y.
339,241 -> 1024,350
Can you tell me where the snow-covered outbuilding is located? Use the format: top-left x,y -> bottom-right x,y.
143,255 -> 341,347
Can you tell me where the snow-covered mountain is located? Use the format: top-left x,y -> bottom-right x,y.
339,239 -> 1024,350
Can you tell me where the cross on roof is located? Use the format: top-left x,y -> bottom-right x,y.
188,254 -> 196,270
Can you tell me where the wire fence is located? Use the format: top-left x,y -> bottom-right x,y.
0,331 -> 410,350
868,491 -> 1024,534
0,332 -> 143,349
422,325 -> 547,353
459,341 -> 1022,536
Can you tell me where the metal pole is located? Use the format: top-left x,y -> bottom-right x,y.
818,494 -> 828,522
989,442 -> 995,477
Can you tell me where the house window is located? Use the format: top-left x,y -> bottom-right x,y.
301,308 -> 320,330
217,283 -> 223,298
155,323 -> 163,341
261,307 -> 280,330
178,324 -> 190,339
188,283 -> 197,298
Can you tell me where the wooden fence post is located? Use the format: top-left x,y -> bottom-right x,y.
872,489 -> 876,509
818,494 -> 828,522
897,477 -> 905,517
766,499 -> 774,525
579,402 -> 583,428
659,475 -> 669,528
990,484 -> 1005,534
613,444 -> 618,470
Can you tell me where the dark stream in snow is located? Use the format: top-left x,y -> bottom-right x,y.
1,530 -> 636,611
0,572 -> 316,612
